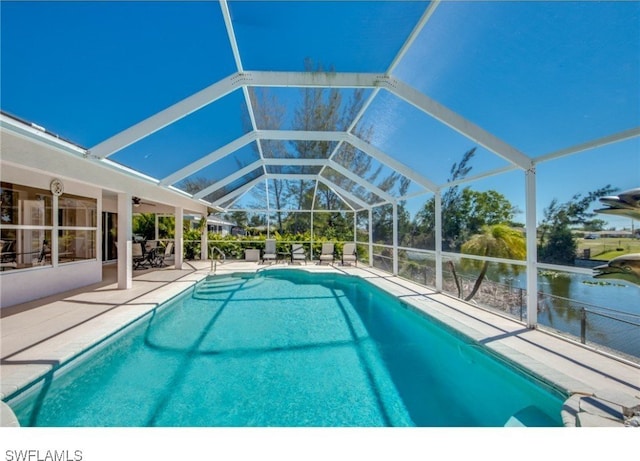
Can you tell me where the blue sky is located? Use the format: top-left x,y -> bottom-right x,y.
1,1 -> 638,228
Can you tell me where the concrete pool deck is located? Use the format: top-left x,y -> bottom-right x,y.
1,261 -> 638,427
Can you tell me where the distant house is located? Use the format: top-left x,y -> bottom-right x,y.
186,215 -> 242,236
598,230 -> 633,238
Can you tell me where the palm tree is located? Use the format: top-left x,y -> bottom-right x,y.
460,224 -> 526,301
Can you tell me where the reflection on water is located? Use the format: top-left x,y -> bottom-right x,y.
536,271 -> 639,359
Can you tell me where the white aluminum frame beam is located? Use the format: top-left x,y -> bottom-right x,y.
347,134 -> 439,192
323,161 -> 392,203
313,178 -> 356,212
90,70 -> 533,175
220,208 -> 354,213
435,191 -> 443,291
212,173 -> 364,211
87,67 -> 537,212
160,132 -> 257,186
266,174 -> 318,181
212,175 -> 266,207
387,0 -> 441,73
317,177 -> 369,210
257,129 -> 348,142
241,71 -> 382,89
220,0 -> 269,176
246,72 -> 532,171
192,159 -> 264,200
319,0 -> 441,181
534,126 -> 640,164
525,167 -> 538,328
263,158 -> 327,166
442,164 -> 520,190
90,73 -> 246,158
384,78 -> 533,170
258,130 -> 434,195
220,0 -> 244,73
259,129 -> 436,194
159,128 -> 431,207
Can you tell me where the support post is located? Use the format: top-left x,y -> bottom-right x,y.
392,201 -> 399,276
175,206 -> 184,270
435,191 -> 443,291
52,196 -> 59,268
525,167 -> 538,328
201,217 -> 208,261
310,210 -> 314,261
353,211 -> 357,244
96,195 -> 103,264
117,193 -> 132,289
368,208 -> 373,267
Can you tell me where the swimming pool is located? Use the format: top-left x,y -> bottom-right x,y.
7,269 -> 565,427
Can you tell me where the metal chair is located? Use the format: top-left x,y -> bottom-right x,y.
262,239 -> 277,264
318,242 -> 335,265
291,243 -> 306,265
132,242 -> 147,269
341,242 -> 357,266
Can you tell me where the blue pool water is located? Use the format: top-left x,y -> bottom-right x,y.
9,270 -> 565,427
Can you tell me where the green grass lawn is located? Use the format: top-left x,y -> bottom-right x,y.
577,237 -> 640,260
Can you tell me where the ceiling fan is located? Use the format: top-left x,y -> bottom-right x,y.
132,196 -> 155,207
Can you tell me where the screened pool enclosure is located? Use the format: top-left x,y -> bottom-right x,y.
1,1 -> 639,359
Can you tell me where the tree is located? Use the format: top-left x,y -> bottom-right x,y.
413,148 -> 475,250
410,147 -> 519,251
458,188 -> 519,234
582,219 -> 607,232
538,225 -> 576,265
459,224 -> 526,301
288,59 -> 372,221
538,185 -> 617,264
179,177 -> 211,196
132,213 -> 156,240
227,211 -> 248,228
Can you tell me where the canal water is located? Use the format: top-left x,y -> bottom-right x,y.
535,271 -> 640,359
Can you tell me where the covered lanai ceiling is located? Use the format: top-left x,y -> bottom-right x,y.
2,0 -> 638,213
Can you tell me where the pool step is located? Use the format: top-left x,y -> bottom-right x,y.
192,274 -> 259,299
1,401 -> 20,427
504,405 -> 558,427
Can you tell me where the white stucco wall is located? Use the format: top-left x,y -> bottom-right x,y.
0,163 -> 103,308
1,115 -> 208,307
0,260 -> 102,308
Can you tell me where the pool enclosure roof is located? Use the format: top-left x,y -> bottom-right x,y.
1,0 -> 638,213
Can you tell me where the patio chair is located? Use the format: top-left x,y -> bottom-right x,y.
262,239 -> 277,264
35,239 -> 51,265
155,241 -> 173,267
145,240 -> 158,253
132,242 -> 147,269
318,242 -> 335,265
290,243 -> 306,265
0,240 -> 17,270
341,242 -> 357,266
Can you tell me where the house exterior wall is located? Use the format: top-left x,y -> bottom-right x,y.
0,114 -> 209,308
1,159 -> 102,308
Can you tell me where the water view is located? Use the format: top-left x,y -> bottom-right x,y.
398,252 -> 640,360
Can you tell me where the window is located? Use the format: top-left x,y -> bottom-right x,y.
0,182 -> 97,270
58,194 -> 97,263
1,182 -> 53,270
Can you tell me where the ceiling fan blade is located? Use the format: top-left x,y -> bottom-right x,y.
132,196 -> 155,207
